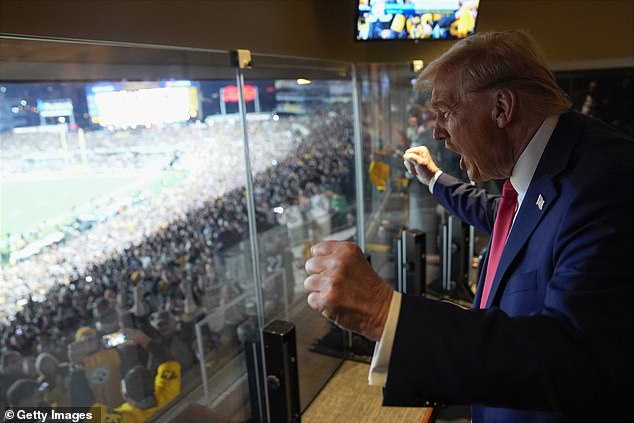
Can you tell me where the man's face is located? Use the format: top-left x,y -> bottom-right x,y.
431,73 -> 512,181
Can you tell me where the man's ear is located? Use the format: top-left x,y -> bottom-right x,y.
493,88 -> 516,128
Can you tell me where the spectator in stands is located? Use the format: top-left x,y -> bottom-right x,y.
1,350 -> 26,411
70,327 -> 181,423
67,326 -> 124,408
144,311 -> 194,373
5,378 -> 49,408
93,298 -> 120,336
34,352 -> 68,408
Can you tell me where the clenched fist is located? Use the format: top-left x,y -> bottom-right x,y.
304,240 -> 394,341
403,145 -> 440,185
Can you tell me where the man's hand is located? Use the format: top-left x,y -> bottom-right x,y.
403,146 -> 440,185
122,328 -> 152,348
304,241 -> 394,341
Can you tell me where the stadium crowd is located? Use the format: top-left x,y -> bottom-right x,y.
0,104 -> 356,418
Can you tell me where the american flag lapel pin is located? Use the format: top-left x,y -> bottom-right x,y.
536,194 -> 545,211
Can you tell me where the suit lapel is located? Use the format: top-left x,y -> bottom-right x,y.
482,176 -> 558,308
481,112 -> 582,308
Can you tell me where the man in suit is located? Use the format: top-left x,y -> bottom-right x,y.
304,29 -> 633,422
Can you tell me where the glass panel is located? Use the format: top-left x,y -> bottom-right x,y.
0,36 -> 261,422
356,62 -> 483,306
241,55 -> 354,410
357,62 -> 421,288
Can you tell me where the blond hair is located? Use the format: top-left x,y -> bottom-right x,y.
417,30 -> 571,116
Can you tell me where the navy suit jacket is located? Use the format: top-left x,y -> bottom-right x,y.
383,112 -> 633,422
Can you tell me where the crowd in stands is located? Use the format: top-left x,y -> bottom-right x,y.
0,104 -> 356,419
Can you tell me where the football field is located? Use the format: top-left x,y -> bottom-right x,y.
0,169 -> 187,241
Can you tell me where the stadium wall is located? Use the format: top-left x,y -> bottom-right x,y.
1,0 -> 633,69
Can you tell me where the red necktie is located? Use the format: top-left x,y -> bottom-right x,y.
480,180 -> 518,308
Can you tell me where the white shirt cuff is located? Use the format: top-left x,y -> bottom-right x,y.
428,170 -> 443,194
368,291 -> 402,386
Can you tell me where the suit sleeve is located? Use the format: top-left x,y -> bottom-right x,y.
432,173 -> 498,234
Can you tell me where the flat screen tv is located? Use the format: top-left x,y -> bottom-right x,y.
355,0 -> 480,42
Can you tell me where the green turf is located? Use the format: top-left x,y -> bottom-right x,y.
0,170 -> 187,240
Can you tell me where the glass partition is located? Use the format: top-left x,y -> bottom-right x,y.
241,55 -> 354,409
355,62 -> 485,305
2,35 -> 349,422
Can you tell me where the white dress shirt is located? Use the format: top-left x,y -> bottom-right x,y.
369,115 -> 560,386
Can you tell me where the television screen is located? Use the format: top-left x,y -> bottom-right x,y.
355,0 -> 480,41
